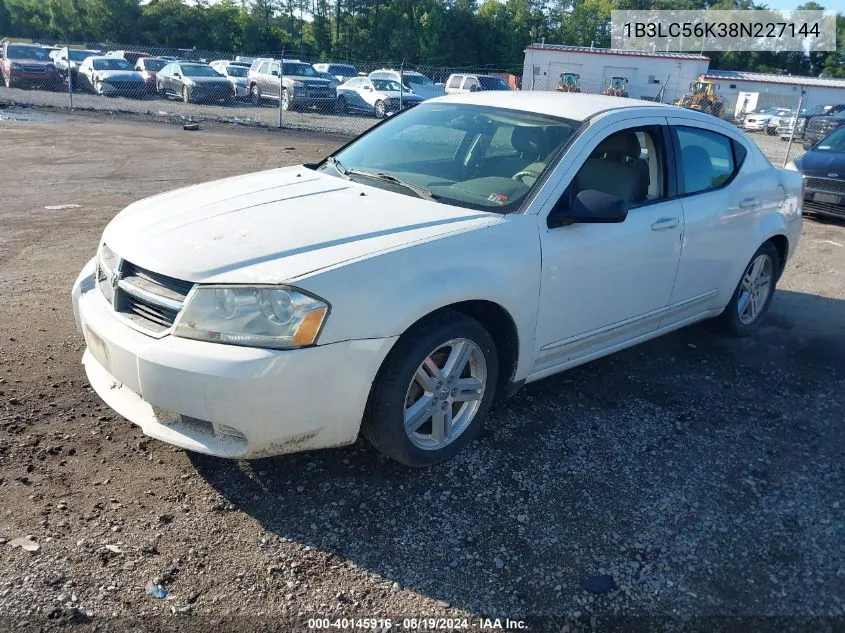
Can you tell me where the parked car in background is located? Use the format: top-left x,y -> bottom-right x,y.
313,62 -> 358,84
444,73 -> 512,95
336,76 -> 424,118
77,56 -> 147,98
1,40 -> 62,89
802,112 -> 845,150
782,104 -> 845,141
209,60 -> 250,100
72,92 -> 802,467
135,57 -> 169,93
247,58 -> 335,111
740,107 -> 791,134
787,125 -> 845,220
50,47 -> 102,84
157,62 -> 233,104
314,70 -> 341,90
369,69 -> 445,100
106,50 -> 151,66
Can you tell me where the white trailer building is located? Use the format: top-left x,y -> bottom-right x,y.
699,70 -> 845,116
522,43 -> 709,104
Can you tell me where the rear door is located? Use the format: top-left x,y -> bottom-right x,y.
662,117 -> 772,326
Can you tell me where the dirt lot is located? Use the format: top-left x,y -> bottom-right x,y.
0,110 -> 844,633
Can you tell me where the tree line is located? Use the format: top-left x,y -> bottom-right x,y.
0,0 -> 842,77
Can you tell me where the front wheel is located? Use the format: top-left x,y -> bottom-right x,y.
281,88 -> 290,111
336,95 -> 348,114
182,85 -> 191,103
716,242 -> 780,337
362,311 -> 499,467
374,99 -> 386,119
3,72 -> 11,89
249,84 -> 261,106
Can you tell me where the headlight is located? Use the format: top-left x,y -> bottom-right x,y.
173,285 -> 329,349
9,62 -> 20,69
292,80 -> 304,88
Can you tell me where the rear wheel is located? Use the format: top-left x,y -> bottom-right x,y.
717,242 -> 780,337
362,311 -> 499,467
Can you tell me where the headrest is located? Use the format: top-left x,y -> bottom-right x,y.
511,126 -> 549,157
593,132 -> 642,160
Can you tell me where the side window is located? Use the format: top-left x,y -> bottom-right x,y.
569,127 -> 665,207
674,126 -> 737,194
448,76 -> 462,89
269,63 -> 280,76
258,62 -> 269,74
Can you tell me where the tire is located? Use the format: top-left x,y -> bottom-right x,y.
362,310 -> 499,467
4,72 -> 12,89
374,99 -> 386,119
249,84 -> 261,106
182,85 -> 190,103
716,241 -> 780,337
281,88 -> 290,111
94,80 -> 103,95
157,83 -> 167,99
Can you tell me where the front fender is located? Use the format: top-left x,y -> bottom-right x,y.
298,216 -> 542,381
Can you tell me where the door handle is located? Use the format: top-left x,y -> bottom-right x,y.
739,197 -> 759,208
650,217 -> 679,231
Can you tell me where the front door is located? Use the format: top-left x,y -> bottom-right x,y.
533,119 -> 684,375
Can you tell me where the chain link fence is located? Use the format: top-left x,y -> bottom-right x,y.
0,37 -> 528,136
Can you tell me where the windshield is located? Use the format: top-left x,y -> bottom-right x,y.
319,103 -> 580,212
226,65 -> 248,77
284,63 -> 318,77
7,45 -> 50,60
92,58 -> 131,71
181,65 -> 222,77
373,79 -> 403,92
814,126 -> 845,152
479,76 -> 509,90
142,58 -> 167,71
68,49 -> 98,62
405,74 -> 433,86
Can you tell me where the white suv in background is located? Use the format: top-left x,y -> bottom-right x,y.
445,73 -> 511,95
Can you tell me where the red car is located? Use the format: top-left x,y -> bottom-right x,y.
1,40 -> 62,89
135,57 -> 169,93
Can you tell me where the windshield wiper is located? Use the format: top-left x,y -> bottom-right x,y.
325,156 -> 350,179
346,169 -> 438,202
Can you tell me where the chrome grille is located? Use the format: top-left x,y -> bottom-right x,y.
805,177 -> 845,196
97,246 -> 194,336
804,199 -> 845,217
21,65 -> 46,73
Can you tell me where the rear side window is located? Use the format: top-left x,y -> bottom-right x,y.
674,126 -> 740,195
448,76 -> 462,89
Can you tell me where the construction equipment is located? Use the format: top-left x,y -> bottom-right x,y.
556,72 -> 581,93
675,81 -> 725,118
602,76 -> 628,98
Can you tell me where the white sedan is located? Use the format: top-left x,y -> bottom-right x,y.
72,92 -> 803,467
336,77 -> 424,118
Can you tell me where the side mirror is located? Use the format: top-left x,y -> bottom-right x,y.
270,70 -> 279,77
548,190 -> 628,228
173,72 -> 181,78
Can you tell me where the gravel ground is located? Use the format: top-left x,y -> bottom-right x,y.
0,85 -> 378,137
0,108 -> 843,633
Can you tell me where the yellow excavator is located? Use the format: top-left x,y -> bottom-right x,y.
556,72 -> 581,93
603,76 -> 629,98
675,81 -> 725,118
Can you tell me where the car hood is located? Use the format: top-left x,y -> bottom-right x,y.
406,84 -> 446,99
187,76 -> 231,86
102,166 -> 499,284
379,90 -> 424,100
96,70 -> 143,81
796,149 -> 845,177
10,57 -> 54,66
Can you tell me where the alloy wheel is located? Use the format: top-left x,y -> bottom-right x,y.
737,253 -> 773,325
403,338 -> 487,451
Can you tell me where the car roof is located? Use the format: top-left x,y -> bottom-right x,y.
429,91 -> 673,121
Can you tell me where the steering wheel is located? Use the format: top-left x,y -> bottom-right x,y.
512,164 -> 545,184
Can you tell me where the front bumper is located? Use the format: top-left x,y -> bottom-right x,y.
72,258 -> 397,459
100,82 -> 147,98
743,121 -> 767,131
803,184 -> 845,219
